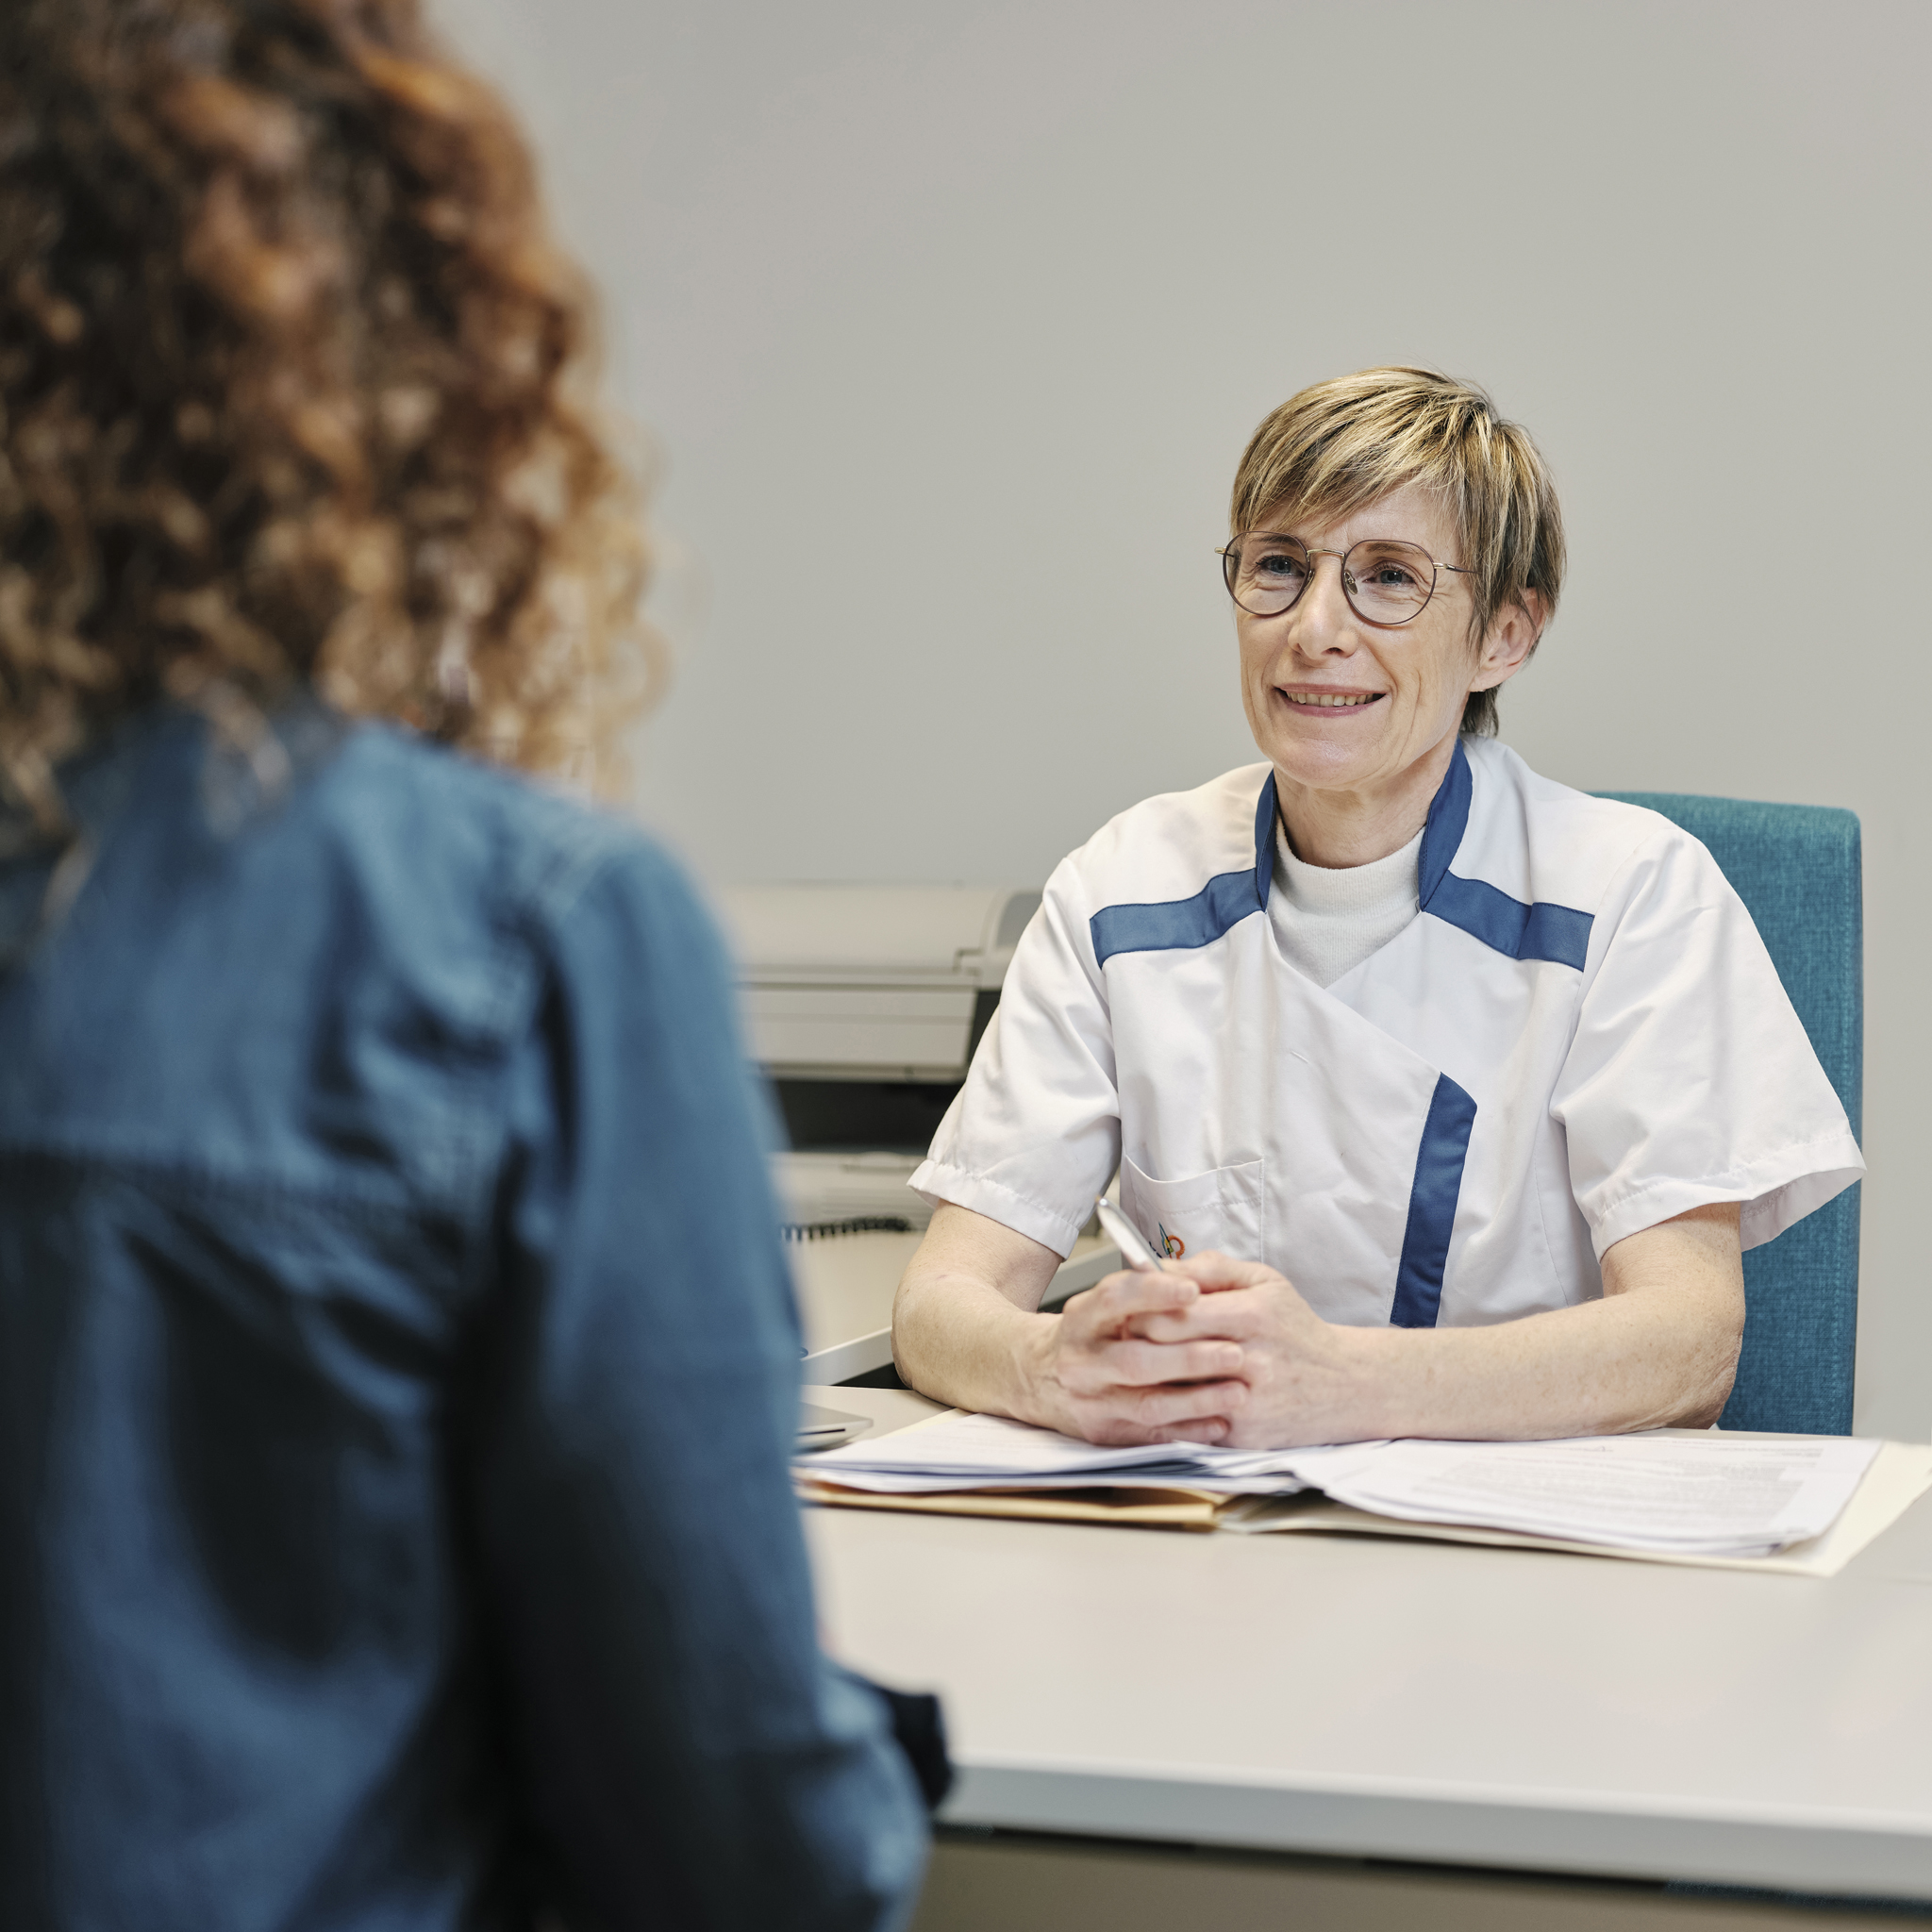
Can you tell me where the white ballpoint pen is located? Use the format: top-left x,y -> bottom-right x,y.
1093,1195 -> 1175,1274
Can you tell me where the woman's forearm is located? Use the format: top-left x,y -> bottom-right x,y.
891,1206 -> 1067,1418
1345,1282 -> 1741,1441
891,1264 -> 1055,1419
1324,1205 -> 1745,1441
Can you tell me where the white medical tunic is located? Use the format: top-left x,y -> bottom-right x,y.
910,737 -> 1863,1328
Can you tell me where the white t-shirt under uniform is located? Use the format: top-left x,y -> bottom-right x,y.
910,737 -> 1862,1329
1269,823 -> 1423,990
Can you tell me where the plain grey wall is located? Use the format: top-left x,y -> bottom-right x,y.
435,0 -> 1929,1438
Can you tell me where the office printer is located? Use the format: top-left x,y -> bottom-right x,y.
712,884 -> 1041,1233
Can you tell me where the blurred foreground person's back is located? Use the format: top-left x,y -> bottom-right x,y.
0,3 -> 926,1925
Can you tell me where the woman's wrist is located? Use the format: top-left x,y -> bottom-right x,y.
1324,1322 -> 1410,1441
1011,1309 -> 1070,1430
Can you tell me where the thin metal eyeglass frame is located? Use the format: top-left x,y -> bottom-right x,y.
1218,534 -> 1473,629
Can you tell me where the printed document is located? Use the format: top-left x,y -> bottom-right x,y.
806,1412 -> 1882,1557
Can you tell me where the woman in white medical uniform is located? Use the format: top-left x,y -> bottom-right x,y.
892,367 -> 1862,1450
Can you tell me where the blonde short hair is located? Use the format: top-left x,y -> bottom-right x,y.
1229,368 -> 1565,737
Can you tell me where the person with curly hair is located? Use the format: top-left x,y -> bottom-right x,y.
0,3 -> 931,1926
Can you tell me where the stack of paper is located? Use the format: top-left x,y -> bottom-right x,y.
1237,1433 -> 1882,1558
803,1411 -> 1886,1559
799,1410 -> 1312,1497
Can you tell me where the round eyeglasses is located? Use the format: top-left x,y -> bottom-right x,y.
1220,532 -> 1471,628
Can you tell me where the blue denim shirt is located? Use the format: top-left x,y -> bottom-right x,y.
0,704 -> 925,1930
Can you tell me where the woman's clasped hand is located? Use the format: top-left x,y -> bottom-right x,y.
1024,1256 -> 1368,1450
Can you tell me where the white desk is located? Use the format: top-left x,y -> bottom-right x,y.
803,1391 -> 1932,1920
792,1232 -> 1118,1383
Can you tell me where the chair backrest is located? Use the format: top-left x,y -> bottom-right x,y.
1595,792 -> 1862,1434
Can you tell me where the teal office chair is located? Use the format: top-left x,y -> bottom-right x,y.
1596,793 -> 1863,1435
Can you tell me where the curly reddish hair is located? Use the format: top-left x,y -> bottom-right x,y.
0,0 -> 653,824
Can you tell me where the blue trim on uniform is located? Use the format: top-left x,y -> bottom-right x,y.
1089,773 -> 1277,965
1418,740 -> 1594,970
1253,771 -> 1277,912
1390,1074 -> 1478,1328
1427,873 -> 1593,971
1416,737 -> 1474,908
1091,867 -> 1265,965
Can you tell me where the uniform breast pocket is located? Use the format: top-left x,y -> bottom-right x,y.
1117,1154 -> 1266,1266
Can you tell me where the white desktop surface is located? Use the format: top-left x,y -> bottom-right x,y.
802,1392 -> 1932,1900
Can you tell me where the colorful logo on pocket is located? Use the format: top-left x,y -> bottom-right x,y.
1158,1223 -> 1185,1259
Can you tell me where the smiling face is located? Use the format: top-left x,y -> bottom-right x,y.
1234,482 -> 1536,862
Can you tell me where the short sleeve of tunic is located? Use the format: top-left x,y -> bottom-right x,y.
1554,821 -> 1862,1257
910,853 -> 1119,1257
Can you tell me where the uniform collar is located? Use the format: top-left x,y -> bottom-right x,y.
1252,771 -> 1277,909
1417,737 -> 1474,912
1255,737 -> 1472,915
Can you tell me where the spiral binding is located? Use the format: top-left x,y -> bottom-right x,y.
780,1215 -> 915,1241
